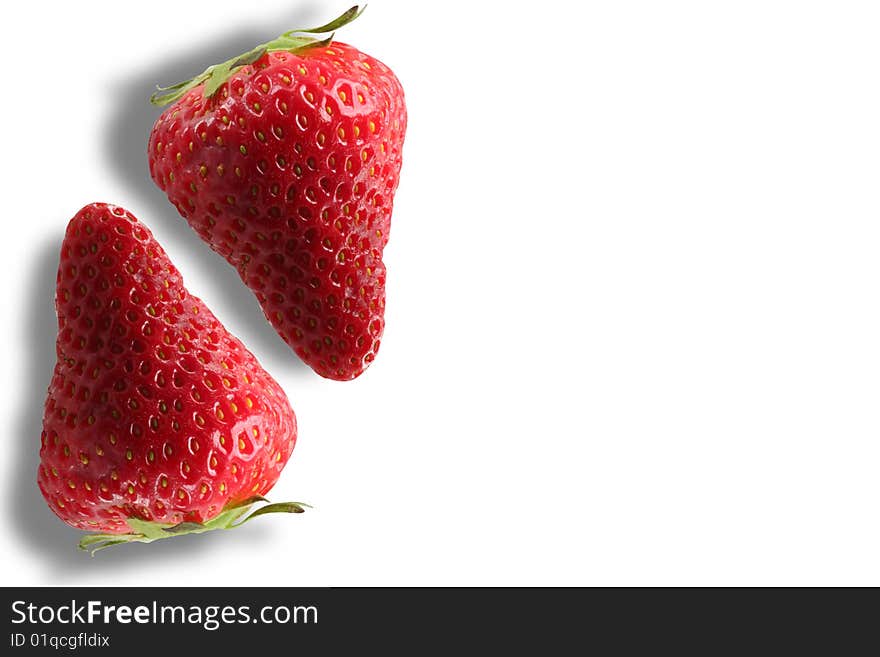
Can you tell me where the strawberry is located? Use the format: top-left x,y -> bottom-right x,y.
148,6 -> 406,381
38,203 -> 305,553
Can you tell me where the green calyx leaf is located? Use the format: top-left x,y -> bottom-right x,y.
78,496 -> 311,555
150,5 -> 366,106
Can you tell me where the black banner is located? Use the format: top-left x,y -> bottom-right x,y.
0,587 -> 871,652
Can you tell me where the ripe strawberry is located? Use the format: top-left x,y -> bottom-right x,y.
38,203 -> 305,552
148,6 -> 406,381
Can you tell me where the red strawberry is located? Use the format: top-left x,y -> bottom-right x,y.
39,203 -> 305,552
148,6 -> 406,381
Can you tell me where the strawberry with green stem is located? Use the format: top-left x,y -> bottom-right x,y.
39,203 -> 307,553
149,6 -> 407,380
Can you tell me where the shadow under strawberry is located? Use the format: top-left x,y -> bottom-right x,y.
101,3 -> 323,375
9,235 -> 76,564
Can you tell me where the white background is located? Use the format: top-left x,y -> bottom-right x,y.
1,0 -> 879,586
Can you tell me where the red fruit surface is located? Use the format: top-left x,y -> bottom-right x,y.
148,40 -> 406,380
38,203 -> 297,534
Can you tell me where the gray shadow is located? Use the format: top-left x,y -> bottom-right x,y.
47,524 -> 275,582
101,2 -> 321,372
12,3 -> 321,576
10,235 -> 79,563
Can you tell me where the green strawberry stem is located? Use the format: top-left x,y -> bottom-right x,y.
78,496 -> 311,555
151,5 -> 365,106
